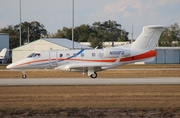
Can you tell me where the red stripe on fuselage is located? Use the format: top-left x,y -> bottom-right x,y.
120,50 -> 156,62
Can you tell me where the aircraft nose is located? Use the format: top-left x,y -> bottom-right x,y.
6,64 -> 13,69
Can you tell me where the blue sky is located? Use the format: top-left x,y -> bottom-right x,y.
0,0 -> 180,39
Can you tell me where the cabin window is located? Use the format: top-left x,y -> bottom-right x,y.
66,53 -> 70,57
81,53 -> 84,57
59,54 -> 63,57
73,53 -> 76,57
92,53 -> 95,57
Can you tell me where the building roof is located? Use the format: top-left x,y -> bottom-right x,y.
0,33 -> 9,35
43,38 -> 92,49
13,38 -> 92,50
155,47 -> 180,50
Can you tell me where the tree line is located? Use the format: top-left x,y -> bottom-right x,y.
0,21 -> 47,49
50,20 -> 129,48
158,23 -> 180,47
0,20 -> 129,49
0,20 -> 180,49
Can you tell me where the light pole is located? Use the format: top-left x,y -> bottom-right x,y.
72,0 -> 74,50
19,0 -> 22,46
131,25 -> 133,43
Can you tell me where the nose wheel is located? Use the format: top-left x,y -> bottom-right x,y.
22,71 -> 27,79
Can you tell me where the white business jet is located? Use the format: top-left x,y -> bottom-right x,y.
7,25 -> 165,79
0,48 -> 7,64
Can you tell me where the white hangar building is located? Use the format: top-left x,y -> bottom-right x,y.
12,38 -> 92,62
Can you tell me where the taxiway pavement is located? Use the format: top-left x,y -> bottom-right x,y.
0,78 -> 180,85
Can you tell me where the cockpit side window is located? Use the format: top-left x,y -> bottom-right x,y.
27,53 -> 41,58
35,53 -> 41,57
27,53 -> 35,58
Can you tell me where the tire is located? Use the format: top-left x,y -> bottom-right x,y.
90,72 -> 97,79
22,75 -> 27,79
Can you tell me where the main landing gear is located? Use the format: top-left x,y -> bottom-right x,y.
22,71 -> 27,79
90,72 -> 97,78
87,67 -> 98,79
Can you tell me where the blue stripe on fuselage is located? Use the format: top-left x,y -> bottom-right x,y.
32,49 -> 85,66
58,49 -> 84,62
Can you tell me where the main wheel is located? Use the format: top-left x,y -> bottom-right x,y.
22,74 -> 27,79
90,72 -> 97,79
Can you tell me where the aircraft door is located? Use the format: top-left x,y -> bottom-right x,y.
49,51 -> 58,67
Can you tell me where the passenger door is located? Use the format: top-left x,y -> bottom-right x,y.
49,51 -> 58,67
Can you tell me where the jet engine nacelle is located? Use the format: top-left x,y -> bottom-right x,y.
103,48 -> 131,58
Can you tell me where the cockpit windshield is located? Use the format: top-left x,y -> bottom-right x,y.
27,53 -> 41,58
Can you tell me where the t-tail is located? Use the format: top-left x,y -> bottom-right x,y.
0,48 -> 7,59
131,25 -> 165,50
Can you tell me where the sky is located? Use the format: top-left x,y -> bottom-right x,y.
0,0 -> 180,39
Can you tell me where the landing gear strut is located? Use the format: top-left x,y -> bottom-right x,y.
22,71 -> 27,79
90,72 -> 97,79
87,67 -> 98,79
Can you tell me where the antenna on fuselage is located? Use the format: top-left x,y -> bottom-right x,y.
94,46 -> 98,50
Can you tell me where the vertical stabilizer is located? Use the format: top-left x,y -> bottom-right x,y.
0,48 -> 7,59
131,25 -> 165,50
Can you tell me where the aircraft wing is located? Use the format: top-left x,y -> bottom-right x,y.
66,63 -> 109,69
57,54 -> 122,71
57,62 -> 111,70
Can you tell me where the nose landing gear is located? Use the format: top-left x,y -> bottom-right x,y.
22,71 -> 27,79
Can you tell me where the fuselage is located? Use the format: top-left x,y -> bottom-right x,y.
6,47 -> 156,71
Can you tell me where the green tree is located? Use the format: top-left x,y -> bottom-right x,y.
25,21 -> 47,42
0,21 -> 47,49
52,24 -> 93,42
51,29 -> 66,38
74,24 -> 92,42
158,23 -> 180,47
51,20 -> 129,48
88,33 -> 104,48
51,27 -> 71,39
118,29 -> 129,41
0,25 -> 19,49
92,20 -> 129,42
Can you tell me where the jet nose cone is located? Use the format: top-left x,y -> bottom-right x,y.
6,64 -> 12,69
